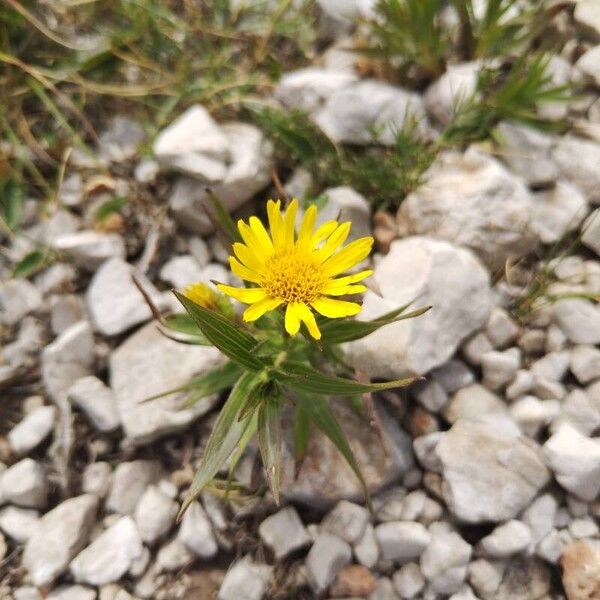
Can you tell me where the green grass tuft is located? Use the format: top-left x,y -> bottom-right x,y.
251,106 -> 436,211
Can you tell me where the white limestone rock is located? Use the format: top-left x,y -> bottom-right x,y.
530,182 -> 588,245
424,62 -> 480,127
134,485 -> 178,545
106,460 -> 163,515
169,123 -> 272,235
109,322 -> 223,445
282,399 -> 413,508
420,523 -> 472,594
313,80 -> 431,145
478,520 -> 532,558
8,405 -> 56,456
345,237 -> 491,378
543,423 -> 600,502
68,376 -> 120,433
495,121 -> 560,186
153,105 -> 230,178
274,67 -> 357,113
86,258 -> 165,337
258,506 -> 311,560
47,585 -> 97,600
552,136 -> 600,204
0,458 -> 48,509
321,500 -> 370,544
53,231 -> 126,271
0,506 -> 40,543
23,494 -> 98,587
305,532 -> 352,593
436,420 -> 550,523
0,279 -> 43,326
374,522 -> 431,563
159,255 -> 204,289
553,299 -> 600,345
397,148 -> 537,270
582,208 -> 600,256
218,556 -> 273,600
70,517 -> 144,586
42,320 -> 95,404
178,501 -> 218,559
571,345 -> 600,383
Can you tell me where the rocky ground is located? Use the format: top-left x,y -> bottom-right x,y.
1,1 -> 600,599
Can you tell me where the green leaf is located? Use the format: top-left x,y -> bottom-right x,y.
175,291 -> 266,371
179,370 -> 263,518
319,304 -> 432,344
94,196 -> 128,223
302,395 -> 371,510
227,411 -> 259,482
1,178 -> 24,230
237,384 -> 266,422
293,400 -> 311,474
141,360 -> 242,405
205,189 -> 240,245
162,313 -> 207,338
257,398 -> 283,504
276,361 -> 418,396
12,249 -> 51,278
181,361 -> 243,409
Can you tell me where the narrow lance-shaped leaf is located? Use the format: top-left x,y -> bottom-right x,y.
237,384 -> 266,422
275,361 -> 418,396
140,361 -> 242,405
175,291 -> 266,371
204,188 -> 241,246
301,395 -> 372,511
293,400 -> 311,477
161,313 -> 207,338
258,398 -> 283,504
181,361 -> 243,409
178,370 -> 263,518
227,411 -> 259,481
319,304 -> 432,344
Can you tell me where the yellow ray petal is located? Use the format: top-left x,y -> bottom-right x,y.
233,242 -> 264,273
323,284 -> 368,296
267,199 -> 284,246
285,303 -> 301,336
316,221 -> 351,261
325,269 -> 374,288
283,198 -> 298,247
312,297 -> 362,318
323,237 -> 374,276
228,256 -> 261,284
310,221 -> 338,248
249,216 -> 274,254
243,297 -> 282,322
216,284 -> 267,304
295,302 -> 321,339
297,205 -> 317,249
238,221 -> 267,257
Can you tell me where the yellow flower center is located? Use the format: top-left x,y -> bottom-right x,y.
260,249 -> 327,304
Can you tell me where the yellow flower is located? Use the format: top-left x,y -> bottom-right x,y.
216,198 -> 373,340
183,282 -> 217,309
